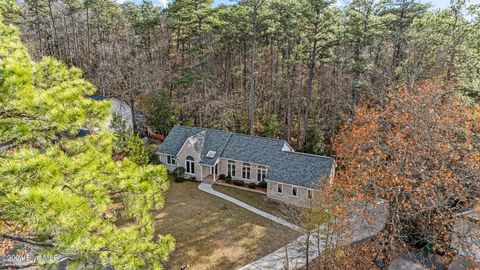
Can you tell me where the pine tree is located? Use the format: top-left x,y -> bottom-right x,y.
0,6 -> 174,269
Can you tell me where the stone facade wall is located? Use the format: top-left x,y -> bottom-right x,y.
266,181 -> 317,208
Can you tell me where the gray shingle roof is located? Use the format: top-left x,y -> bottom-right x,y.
199,130 -> 231,166
156,125 -> 204,156
157,125 -> 335,188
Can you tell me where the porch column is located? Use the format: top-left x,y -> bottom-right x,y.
201,165 -> 203,181
213,165 -> 216,182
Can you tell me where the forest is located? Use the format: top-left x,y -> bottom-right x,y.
2,0 -> 480,269
10,0 -> 480,154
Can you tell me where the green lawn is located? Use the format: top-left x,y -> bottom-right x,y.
154,178 -> 300,270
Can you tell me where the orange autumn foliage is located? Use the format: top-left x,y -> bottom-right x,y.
333,81 -> 480,261
0,220 -> 30,256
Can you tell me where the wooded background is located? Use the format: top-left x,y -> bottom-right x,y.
12,0 -> 480,154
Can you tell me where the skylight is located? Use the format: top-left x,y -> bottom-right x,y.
206,150 -> 216,158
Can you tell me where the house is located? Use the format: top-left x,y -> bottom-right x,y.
89,94 -> 135,129
156,125 -> 335,208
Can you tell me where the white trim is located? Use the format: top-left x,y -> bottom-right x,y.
241,163 -> 251,180
218,157 -> 270,169
176,138 -> 202,162
292,186 -> 298,197
282,142 -> 294,152
166,155 -> 177,166
307,189 -> 313,200
185,156 -> 195,174
265,179 -> 318,191
277,183 -> 283,194
176,139 -> 190,158
257,166 -> 267,182
226,160 -> 236,177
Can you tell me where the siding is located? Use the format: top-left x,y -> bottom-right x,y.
159,154 -> 176,173
177,140 -> 202,180
161,140 -> 202,180
218,158 -> 267,182
266,181 -> 317,208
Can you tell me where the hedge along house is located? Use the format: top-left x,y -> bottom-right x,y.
156,125 -> 335,208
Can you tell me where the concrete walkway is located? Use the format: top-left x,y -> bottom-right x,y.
199,182 -> 388,270
240,200 -> 389,270
240,232 -> 326,270
197,183 -> 300,231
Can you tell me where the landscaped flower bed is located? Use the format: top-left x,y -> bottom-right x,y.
215,178 -> 267,194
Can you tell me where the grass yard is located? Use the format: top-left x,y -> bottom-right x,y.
213,184 -> 289,219
154,178 -> 300,270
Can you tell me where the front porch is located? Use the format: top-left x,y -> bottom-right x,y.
200,163 -> 219,183
203,174 -> 215,184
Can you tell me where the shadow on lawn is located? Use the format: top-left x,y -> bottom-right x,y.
153,180 -> 297,270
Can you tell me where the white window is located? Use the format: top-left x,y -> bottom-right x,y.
210,164 -> 219,175
277,184 -> 283,194
227,160 -> 236,177
308,189 -> 313,199
166,155 -> 176,165
292,186 -> 297,197
242,163 -> 251,179
185,156 -> 195,174
257,166 -> 267,182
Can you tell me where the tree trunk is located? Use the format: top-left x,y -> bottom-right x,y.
303,37 -> 318,149
86,5 -> 91,64
248,3 -> 258,135
129,96 -> 138,132
69,10 -> 79,65
285,45 -> 294,144
47,0 -> 60,58
351,44 -> 361,109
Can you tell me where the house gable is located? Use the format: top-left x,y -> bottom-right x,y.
177,137 -> 202,162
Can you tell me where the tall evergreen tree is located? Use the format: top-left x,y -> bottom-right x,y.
0,6 -> 174,268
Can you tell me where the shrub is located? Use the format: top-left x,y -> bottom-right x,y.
225,177 -> 232,184
190,176 -> 196,181
125,134 -> 149,165
172,167 -> 186,182
148,153 -> 161,165
232,179 -> 244,186
248,182 -> 256,189
219,174 -> 226,180
257,181 -> 267,189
